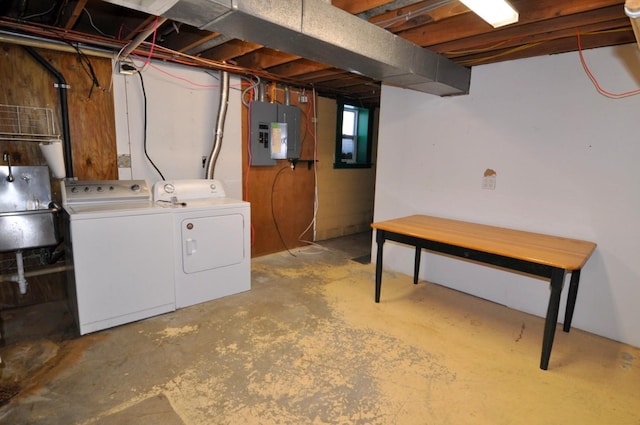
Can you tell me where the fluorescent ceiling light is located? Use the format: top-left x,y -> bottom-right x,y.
460,0 -> 519,28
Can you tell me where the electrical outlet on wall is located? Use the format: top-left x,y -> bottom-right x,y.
118,154 -> 131,168
118,60 -> 138,75
482,168 -> 496,190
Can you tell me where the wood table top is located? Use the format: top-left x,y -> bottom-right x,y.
372,215 -> 596,270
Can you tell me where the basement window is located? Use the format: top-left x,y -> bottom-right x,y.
334,102 -> 372,169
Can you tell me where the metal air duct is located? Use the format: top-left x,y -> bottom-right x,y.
102,0 -> 471,96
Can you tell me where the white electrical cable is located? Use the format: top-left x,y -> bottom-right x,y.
241,75 -> 260,107
296,87 -> 322,251
312,87 -> 318,242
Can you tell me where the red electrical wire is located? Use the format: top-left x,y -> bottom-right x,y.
129,55 -> 221,88
576,28 -> 640,99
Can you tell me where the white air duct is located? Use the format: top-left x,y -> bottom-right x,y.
101,0 -> 471,96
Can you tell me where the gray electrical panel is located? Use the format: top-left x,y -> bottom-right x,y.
278,103 -> 300,160
250,101 -> 301,166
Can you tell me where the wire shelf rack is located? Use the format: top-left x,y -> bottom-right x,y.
0,104 -> 60,142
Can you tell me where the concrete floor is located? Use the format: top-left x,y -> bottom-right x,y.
0,233 -> 639,424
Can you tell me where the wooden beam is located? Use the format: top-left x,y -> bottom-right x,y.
369,0 -> 469,32
295,69 -> 352,82
455,28 -> 636,66
235,48 -> 301,70
266,59 -> 333,78
399,0 -> 627,46
64,0 -> 88,31
332,0 -> 396,14
162,31 -> 220,52
198,39 -> 263,62
442,18 -> 631,59
431,6 -> 628,55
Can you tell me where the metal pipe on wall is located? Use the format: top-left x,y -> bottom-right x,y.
23,46 -> 74,178
0,31 -> 114,59
205,70 -> 230,179
121,17 -> 168,58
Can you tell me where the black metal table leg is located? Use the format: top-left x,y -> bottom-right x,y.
563,269 -> 581,332
540,267 -> 566,370
375,230 -> 385,303
414,246 -> 421,284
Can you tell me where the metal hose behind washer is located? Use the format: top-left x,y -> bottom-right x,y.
205,70 -> 230,180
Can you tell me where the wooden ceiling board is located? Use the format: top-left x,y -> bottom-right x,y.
0,0 -> 635,106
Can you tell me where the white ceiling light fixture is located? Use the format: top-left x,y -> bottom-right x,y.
460,0 -> 519,28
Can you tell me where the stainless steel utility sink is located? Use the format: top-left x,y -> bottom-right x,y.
0,165 -> 60,252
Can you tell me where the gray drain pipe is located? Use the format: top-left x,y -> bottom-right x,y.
205,70 -> 230,179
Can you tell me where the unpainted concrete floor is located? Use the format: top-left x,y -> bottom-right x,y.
0,232 -> 639,424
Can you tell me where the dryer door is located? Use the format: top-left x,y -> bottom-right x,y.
180,213 -> 245,274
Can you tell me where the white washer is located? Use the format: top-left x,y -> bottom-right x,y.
153,179 -> 251,309
61,180 -> 175,335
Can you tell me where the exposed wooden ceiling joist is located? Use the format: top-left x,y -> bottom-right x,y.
0,0 -> 635,107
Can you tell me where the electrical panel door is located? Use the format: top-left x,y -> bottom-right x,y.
278,103 -> 300,160
250,101 -> 301,166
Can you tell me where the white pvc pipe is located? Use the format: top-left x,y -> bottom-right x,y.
15,251 -> 27,295
121,17 -> 168,58
0,263 -> 70,286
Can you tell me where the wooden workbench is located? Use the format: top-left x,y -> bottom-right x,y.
371,214 -> 597,370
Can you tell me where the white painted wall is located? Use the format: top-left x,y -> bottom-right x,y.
375,44 -> 640,347
112,60 -> 243,199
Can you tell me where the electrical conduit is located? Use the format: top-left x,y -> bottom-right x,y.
205,70 -> 230,179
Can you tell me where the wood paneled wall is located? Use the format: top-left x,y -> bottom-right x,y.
0,42 -> 320,306
0,42 -> 115,308
0,43 -> 117,181
242,85 -> 317,257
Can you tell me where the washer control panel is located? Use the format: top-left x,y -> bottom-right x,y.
62,180 -> 151,205
153,179 -> 227,203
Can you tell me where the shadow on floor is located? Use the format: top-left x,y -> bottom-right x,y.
316,231 -> 372,263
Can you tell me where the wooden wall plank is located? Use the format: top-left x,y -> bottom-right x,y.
0,42 -> 117,180
0,42 -> 117,308
241,84 -> 316,257
42,48 -> 117,180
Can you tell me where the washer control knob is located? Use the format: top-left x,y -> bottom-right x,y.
131,184 -> 141,192
84,187 -> 90,192
71,187 -> 78,193
97,186 -> 104,192
164,184 -> 175,194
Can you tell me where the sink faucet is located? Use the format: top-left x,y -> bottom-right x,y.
3,152 -> 14,182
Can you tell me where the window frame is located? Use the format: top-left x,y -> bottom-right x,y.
334,101 -> 373,169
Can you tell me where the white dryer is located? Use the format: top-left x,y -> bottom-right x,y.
153,179 -> 251,309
